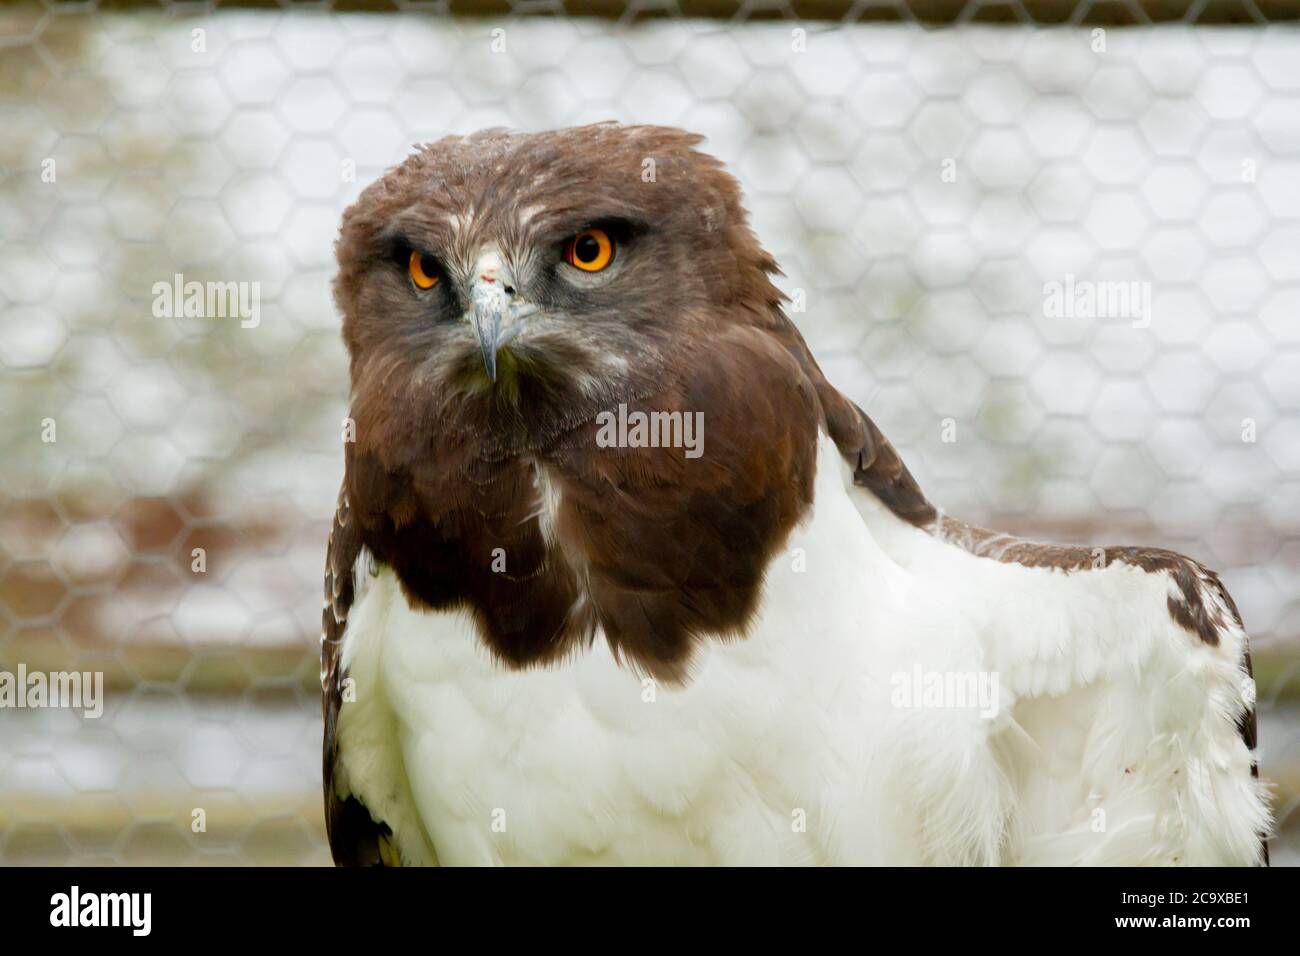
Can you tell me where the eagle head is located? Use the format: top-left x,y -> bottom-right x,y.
331,124 -> 829,680
333,123 -> 784,455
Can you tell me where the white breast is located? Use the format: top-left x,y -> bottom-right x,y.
334,431 -> 1267,865
337,433 -> 974,865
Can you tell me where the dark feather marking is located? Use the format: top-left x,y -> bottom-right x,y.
321,489 -> 394,866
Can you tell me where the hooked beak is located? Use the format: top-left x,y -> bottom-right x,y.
470,282 -> 533,383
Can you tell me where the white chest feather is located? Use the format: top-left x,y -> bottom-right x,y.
340,435 -> 927,864
334,434 -> 1267,866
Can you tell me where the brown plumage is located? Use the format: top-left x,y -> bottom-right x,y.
330,125 -> 835,680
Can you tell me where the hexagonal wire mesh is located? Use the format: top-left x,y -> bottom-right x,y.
0,3 -> 1297,865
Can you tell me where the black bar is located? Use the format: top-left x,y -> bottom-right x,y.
0,866 -> 1284,940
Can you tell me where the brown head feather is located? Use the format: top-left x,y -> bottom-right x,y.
329,123 -> 848,680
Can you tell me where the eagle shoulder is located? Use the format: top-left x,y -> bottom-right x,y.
766,308 -> 1268,864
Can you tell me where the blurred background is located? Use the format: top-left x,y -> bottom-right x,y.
0,0 -> 1297,865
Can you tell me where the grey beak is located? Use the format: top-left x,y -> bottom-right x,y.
469,283 -> 534,383
472,299 -> 502,383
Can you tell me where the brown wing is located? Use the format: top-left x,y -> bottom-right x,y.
752,301 -> 936,528
321,486 -> 396,866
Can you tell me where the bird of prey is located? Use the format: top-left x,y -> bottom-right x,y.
321,124 -> 1270,866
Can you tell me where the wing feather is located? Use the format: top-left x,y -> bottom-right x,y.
764,307 -> 1269,864
321,486 -> 397,866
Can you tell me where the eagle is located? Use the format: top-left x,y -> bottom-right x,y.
321,123 -> 1270,866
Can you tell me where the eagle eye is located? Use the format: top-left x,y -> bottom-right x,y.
408,250 -> 439,290
563,228 -> 614,272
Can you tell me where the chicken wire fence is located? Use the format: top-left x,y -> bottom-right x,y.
0,1 -> 1298,865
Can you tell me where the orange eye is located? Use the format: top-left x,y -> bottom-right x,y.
408,250 -> 439,289
564,228 -> 614,272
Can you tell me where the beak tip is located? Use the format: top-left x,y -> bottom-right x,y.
471,288 -> 527,385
